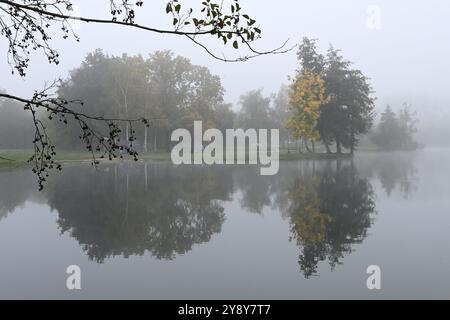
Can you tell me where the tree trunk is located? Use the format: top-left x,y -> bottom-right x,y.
305,139 -> 312,153
144,126 -> 148,153
350,131 -> 355,155
323,139 -> 332,154
124,173 -> 129,225
350,114 -> 355,155
336,138 -> 342,154
144,163 -> 148,190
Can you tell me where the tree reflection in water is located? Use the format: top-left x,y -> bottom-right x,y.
44,163 -> 233,262
357,152 -> 418,199
0,168 -> 35,221
283,161 -> 376,278
0,153 -> 420,278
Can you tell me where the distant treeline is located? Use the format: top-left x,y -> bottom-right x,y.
369,104 -> 419,151
1,40 -> 420,153
0,93 -> 34,149
2,49 -> 287,153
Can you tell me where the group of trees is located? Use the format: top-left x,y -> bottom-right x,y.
4,42 -> 416,160
370,104 -> 419,151
234,36 -> 377,156
234,87 -> 291,148
51,49 -> 233,152
46,50 -> 302,153
1,49 -> 290,154
2,24 -> 407,169
287,38 -> 376,154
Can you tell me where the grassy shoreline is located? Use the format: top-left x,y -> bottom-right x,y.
0,149 -> 355,169
0,149 -> 174,169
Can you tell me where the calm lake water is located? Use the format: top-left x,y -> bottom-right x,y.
1,148 -> 450,299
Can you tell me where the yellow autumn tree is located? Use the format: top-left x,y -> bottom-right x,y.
287,69 -> 329,151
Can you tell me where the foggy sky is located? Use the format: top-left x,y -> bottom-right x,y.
1,0 -> 450,111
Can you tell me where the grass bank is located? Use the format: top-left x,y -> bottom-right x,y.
0,150 -> 96,167
0,149 -> 353,169
279,152 -> 353,160
0,149 -> 174,169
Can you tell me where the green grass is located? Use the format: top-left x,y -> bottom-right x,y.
0,149 -> 98,168
140,152 -> 172,161
0,149 -> 354,169
279,151 -> 353,160
0,149 -> 173,169
0,150 -> 32,168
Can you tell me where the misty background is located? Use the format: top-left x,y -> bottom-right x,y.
1,0 -> 450,146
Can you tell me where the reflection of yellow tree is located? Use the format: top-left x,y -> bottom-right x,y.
285,163 -> 376,278
288,178 -> 332,247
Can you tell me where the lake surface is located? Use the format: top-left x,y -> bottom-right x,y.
1,148 -> 450,299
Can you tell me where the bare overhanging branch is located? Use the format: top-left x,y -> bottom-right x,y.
186,35 -> 295,63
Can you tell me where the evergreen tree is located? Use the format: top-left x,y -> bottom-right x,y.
371,104 -> 419,151
371,105 -> 401,150
321,47 -> 375,154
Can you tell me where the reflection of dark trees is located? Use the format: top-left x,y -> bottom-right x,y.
232,160 -> 377,279
356,153 -> 418,198
233,166 -> 274,214
44,163 -> 233,262
375,156 -> 417,198
2,158 -> 379,277
0,169 -> 35,220
283,161 -> 376,278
